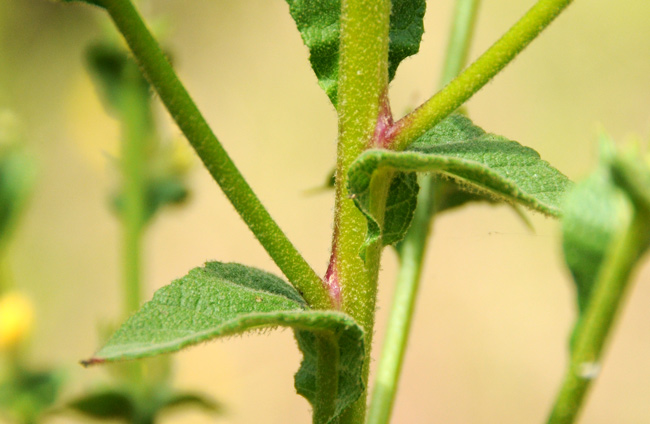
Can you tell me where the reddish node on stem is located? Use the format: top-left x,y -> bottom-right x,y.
324,251 -> 342,308
373,91 -> 394,149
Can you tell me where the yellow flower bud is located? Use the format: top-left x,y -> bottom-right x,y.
0,292 -> 34,350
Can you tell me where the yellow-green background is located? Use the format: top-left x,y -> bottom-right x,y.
1,0 -> 650,422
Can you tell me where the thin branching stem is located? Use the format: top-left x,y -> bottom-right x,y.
386,0 -> 574,151
367,1 -> 481,423
547,212 -> 650,424
100,0 -> 332,309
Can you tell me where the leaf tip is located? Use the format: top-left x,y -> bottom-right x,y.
80,357 -> 105,368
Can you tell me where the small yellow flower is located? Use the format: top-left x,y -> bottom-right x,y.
0,292 -> 34,350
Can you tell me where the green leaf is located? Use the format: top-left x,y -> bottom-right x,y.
0,145 -> 36,251
563,143 -> 650,316
86,42 -> 150,117
60,0 -> 105,9
285,0 -> 425,106
0,368 -> 64,423
388,0 -> 427,81
86,262 -> 365,423
294,316 -> 364,423
160,392 -> 222,414
353,171 -> 419,253
67,389 -> 135,420
562,168 -> 628,314
112,175 -> 189,223
348,114 -> 571,250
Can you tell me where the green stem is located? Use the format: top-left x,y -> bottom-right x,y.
332,0 -> 391,421
439,0 -> 482,88
120,64 -> 149,318
368,2 -> 481,422
100,0 -> 331,309
386,0 -> 573,151
546,213 -> 650,424
367,176 -> 436,424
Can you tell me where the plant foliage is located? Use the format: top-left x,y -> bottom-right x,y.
87,262 -> 365,423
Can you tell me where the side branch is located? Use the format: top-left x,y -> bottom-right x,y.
386,0 -> 573,151
101,0 -> 332,309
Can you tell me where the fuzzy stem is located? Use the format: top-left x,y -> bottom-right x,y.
386,0 -> 573,151
547,212 -> 650,424
366,176 -> 436,424
368,2 -> 481,422
332,0 -> 391,421
99,0 -> 331,309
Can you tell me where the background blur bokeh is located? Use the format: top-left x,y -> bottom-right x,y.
1,0 -> 650,422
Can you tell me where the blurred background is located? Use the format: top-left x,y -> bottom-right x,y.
1,0 -> 649,422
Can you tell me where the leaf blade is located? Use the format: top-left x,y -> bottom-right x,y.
348,114 -> 571,250
87,262 -> 365,423
66,390 -> 135,420
285,0 -> 426,106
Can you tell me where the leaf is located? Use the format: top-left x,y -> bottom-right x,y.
285,0 -> 426,106
0,146 -> 36,249
60,0 -> 105,9
348,114 -> 571,250
0,368 -> 64,423
563,142 -> 650,316
294,315 -> 364,423
67,390 -> 135,420
160,392 -> 222,414
86,262 -> 365,423
352,170 -> 419,253
562,169 -> 628,314
86,42 -> 150,117
388,0 -> 427,81
112,175 -> 189,223
66,387 -> 222,422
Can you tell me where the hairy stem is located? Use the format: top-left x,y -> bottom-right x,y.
100,0 -> 331,309
547,213 -> 650,424
366,176 -> 436,424
332,0 -> 391,421
368,1 -> 481,422
386,0 -> 573,151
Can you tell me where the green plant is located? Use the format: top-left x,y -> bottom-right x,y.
61,36 -> 220,423
0,113 -> 64,424
38,0 -> 650,423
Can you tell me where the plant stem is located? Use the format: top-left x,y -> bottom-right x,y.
386,0 -> 573,151
547,212 -> 650,424
332,0 -> 391,421
368,2 -> 481,422
100,0 -> 331,309
119,64 -> 150,318
439,0 -> 482,88
366,176 -> 436,424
